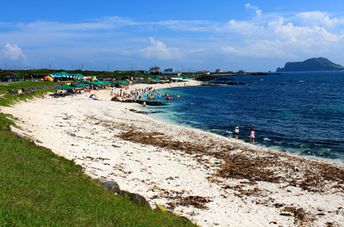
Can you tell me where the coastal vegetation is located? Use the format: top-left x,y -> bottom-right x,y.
0,69 -> 269,82
0,81 -> 55,106
0,82 -> 194,226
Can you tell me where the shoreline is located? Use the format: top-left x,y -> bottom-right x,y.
143,89 -> 344,166
2,80 -> 344,226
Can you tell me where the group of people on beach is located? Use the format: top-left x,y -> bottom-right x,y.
110,86 -> 155,101
233,126 -> 255,143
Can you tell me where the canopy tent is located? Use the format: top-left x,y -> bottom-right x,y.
99,81 -> 112,85
70,73 -> 85,79
50,72 -> 69,78
71,83 -> 88,88
171,77 -> 185,82
55,85 -> 75,90
112,80 -> 129,85
50,72 -> 85,80
89,81 -> 104,86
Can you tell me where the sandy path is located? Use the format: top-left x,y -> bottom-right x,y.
2,81 -> 344,227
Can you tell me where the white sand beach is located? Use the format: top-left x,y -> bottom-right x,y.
2,80 -> 344,226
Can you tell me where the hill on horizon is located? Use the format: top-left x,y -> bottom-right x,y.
276,57 -> 344,72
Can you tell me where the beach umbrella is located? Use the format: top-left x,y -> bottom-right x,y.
71,84 -> 87,88
90,81 -> 103,86
55,85 -> 74,90
113,80 -> 129,85
43,75 -> 54,82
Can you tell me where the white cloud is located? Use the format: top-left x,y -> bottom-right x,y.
16,16 -> 137,32
245,3 -> 262,17
227,19 -> 263,36
2,43 -> 26,60
222,5 -> 344,60
296,11 -> 339,27
269,17 -> 339,42
222,40 -> 295,58
139,38 -> 181,60
14,17 -> 213,34
154,20 -> 213,32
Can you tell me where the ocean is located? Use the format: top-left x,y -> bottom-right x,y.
148,72 -> 344,161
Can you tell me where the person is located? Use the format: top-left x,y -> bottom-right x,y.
249,129 -> 256,143
142,101 -> 146,107
233,126 -> 240,139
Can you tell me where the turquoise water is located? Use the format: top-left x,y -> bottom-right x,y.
148,72 -> 344,161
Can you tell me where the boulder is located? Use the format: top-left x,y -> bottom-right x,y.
101,181 -> 121,194
120,190 -> 150,208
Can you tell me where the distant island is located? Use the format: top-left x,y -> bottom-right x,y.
276,57 -> 344,72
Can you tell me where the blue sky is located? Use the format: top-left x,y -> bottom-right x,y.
1,0 -> 344,71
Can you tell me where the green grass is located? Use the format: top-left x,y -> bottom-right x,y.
0,81 -> 55,106
0,81 -> 51,93
0,82 -> 195,226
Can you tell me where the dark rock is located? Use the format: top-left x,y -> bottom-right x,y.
101,181 -> 150,208
274,203 -> 284,208
120,190 -> 150,207
280,212 -> 292,216
196,75 -> 215,81
101,181 -> 121,194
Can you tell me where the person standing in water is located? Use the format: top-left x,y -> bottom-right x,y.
249,129 -> 256,143
233,126 -> 240,139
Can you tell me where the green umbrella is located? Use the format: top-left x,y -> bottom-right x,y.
113,80 -> 129,85
72,84 -> 88,88
100,81 -> 112,85
56,85 -> 75,90
90,81 -> 103,86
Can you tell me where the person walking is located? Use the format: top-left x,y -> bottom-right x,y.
233,126 -> 240,139
249,129 -> 256,143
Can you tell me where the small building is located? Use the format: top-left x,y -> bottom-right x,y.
164,68 -> 174,73
149,66 -> 160,74
0,71 -> 21,82
215,69 -> 223,73
163,68 -> 181,76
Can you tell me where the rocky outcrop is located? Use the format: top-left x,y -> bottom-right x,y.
277,57 -> 344,72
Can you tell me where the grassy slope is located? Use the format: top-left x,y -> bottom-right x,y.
0,81 -> 55,106
0,82 -> 194,226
